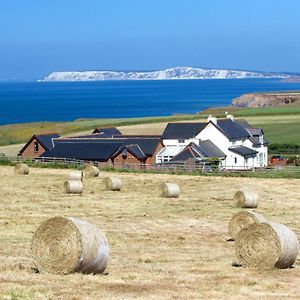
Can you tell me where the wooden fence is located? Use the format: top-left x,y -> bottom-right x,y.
2,155 -> 300,175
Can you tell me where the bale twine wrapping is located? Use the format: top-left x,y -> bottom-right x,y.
234,189 -> 259,208
103,176 -> 122,191
63,180 -> 83,194
161,182 -> 180,198
229,211 -> 267,240
31,216 -> 109,274
84,166 -> 99,178
235,222 -> 299,269
14,163 -> 29,175
68,171 -> 83,181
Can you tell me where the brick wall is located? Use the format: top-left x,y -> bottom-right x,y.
113,151 -> 143,166
21,139 -> 46,158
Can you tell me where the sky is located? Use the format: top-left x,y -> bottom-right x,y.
0,0 -> 299,80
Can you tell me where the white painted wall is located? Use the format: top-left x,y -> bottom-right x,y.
196,123 -> 230,154
159,121 -> 269,170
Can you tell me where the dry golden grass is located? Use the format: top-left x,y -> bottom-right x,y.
0,166 -> 300,299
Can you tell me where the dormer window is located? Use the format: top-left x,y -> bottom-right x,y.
178,139 -> 185,143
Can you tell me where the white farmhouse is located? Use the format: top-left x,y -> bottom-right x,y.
156,115 -> 268,170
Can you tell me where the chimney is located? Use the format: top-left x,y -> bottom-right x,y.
226,114 -> 234,121
207,114 -> 217,124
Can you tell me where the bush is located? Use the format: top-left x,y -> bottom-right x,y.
269,143 -> 300,154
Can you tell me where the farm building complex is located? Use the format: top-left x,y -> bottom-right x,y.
19,116 -> 268,170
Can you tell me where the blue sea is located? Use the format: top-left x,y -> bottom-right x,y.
1,79 -> 300,126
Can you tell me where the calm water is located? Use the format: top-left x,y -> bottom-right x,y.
1,79 -> 300,125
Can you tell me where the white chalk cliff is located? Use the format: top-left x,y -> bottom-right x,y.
42,67 -> 287,81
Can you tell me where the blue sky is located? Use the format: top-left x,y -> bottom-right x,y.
0,0 -> 299,80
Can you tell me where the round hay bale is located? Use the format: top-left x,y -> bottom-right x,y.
14,163 -> 29,175
84,166 -> 99,178
68,171 -> 83,181
103,176 -> 122,191
234,189 -> 259,208
229,211 -> 267,240
31,216 -> 109,274
233,189 -> 259,208
235,222 -> 299,269
161,182 -> 180,198
63,180 -> 83,194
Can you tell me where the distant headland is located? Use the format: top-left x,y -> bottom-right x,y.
41,66 -> 289,82
232,91 -> 300,108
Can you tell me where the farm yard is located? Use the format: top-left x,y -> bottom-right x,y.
0,166 -> 300,299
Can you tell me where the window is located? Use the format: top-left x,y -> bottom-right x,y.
178,139 -> 185,143
34,142 -> 39,152
234,157 -> 237,164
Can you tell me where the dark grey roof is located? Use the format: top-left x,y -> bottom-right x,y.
229,146 -> 258,157
40,141 -> 122,161
170,141 -> 225,162
162,123 -> 206,139
69,133 -> 111,139
236,119 -> 253,130
53,137 -> 161,157
215,119 -> 250,140
249,137 -> 261,147
127,144 -> 146,159
91,127 -> 122,137
169,147 -> 196,162
113,134 -> 161,139
197,140 -> 226,158
35,134 -> 60,151
20,133 -> 60,154
247,128 -> 263,136
113,144 -> 146,160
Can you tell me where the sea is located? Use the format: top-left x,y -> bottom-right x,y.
1,79 -> 300,126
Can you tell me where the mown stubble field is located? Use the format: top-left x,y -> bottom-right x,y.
0,166 -> 300,299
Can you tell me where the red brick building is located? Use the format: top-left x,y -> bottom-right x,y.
19,133 -> 60,158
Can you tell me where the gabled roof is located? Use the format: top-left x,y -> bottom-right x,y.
214,119 -> 250,140
170,141 -> 225,162
127,144 -> 146,159
113,144 -> 147,160
247,128 -> 263,136
162,123 -> 206,139
229,146 -> 258,157
92,127 -> 122,137
169,147 -> 198,162
19,133 -> 60,154
40,141 -> 122,161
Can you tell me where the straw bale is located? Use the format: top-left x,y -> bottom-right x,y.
235,222 -> 299,269
63,180 -> 83,194
68,171 -> 83,181
14,163 -> 29,175
234,189 -> 259,208
31,216 -> 109,274
161,182 -> 180,198
84,166 -> 99,178
229,211 -> 266,240
103,176 -> 122,191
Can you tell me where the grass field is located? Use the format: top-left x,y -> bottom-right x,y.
0,166 -> 300,299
